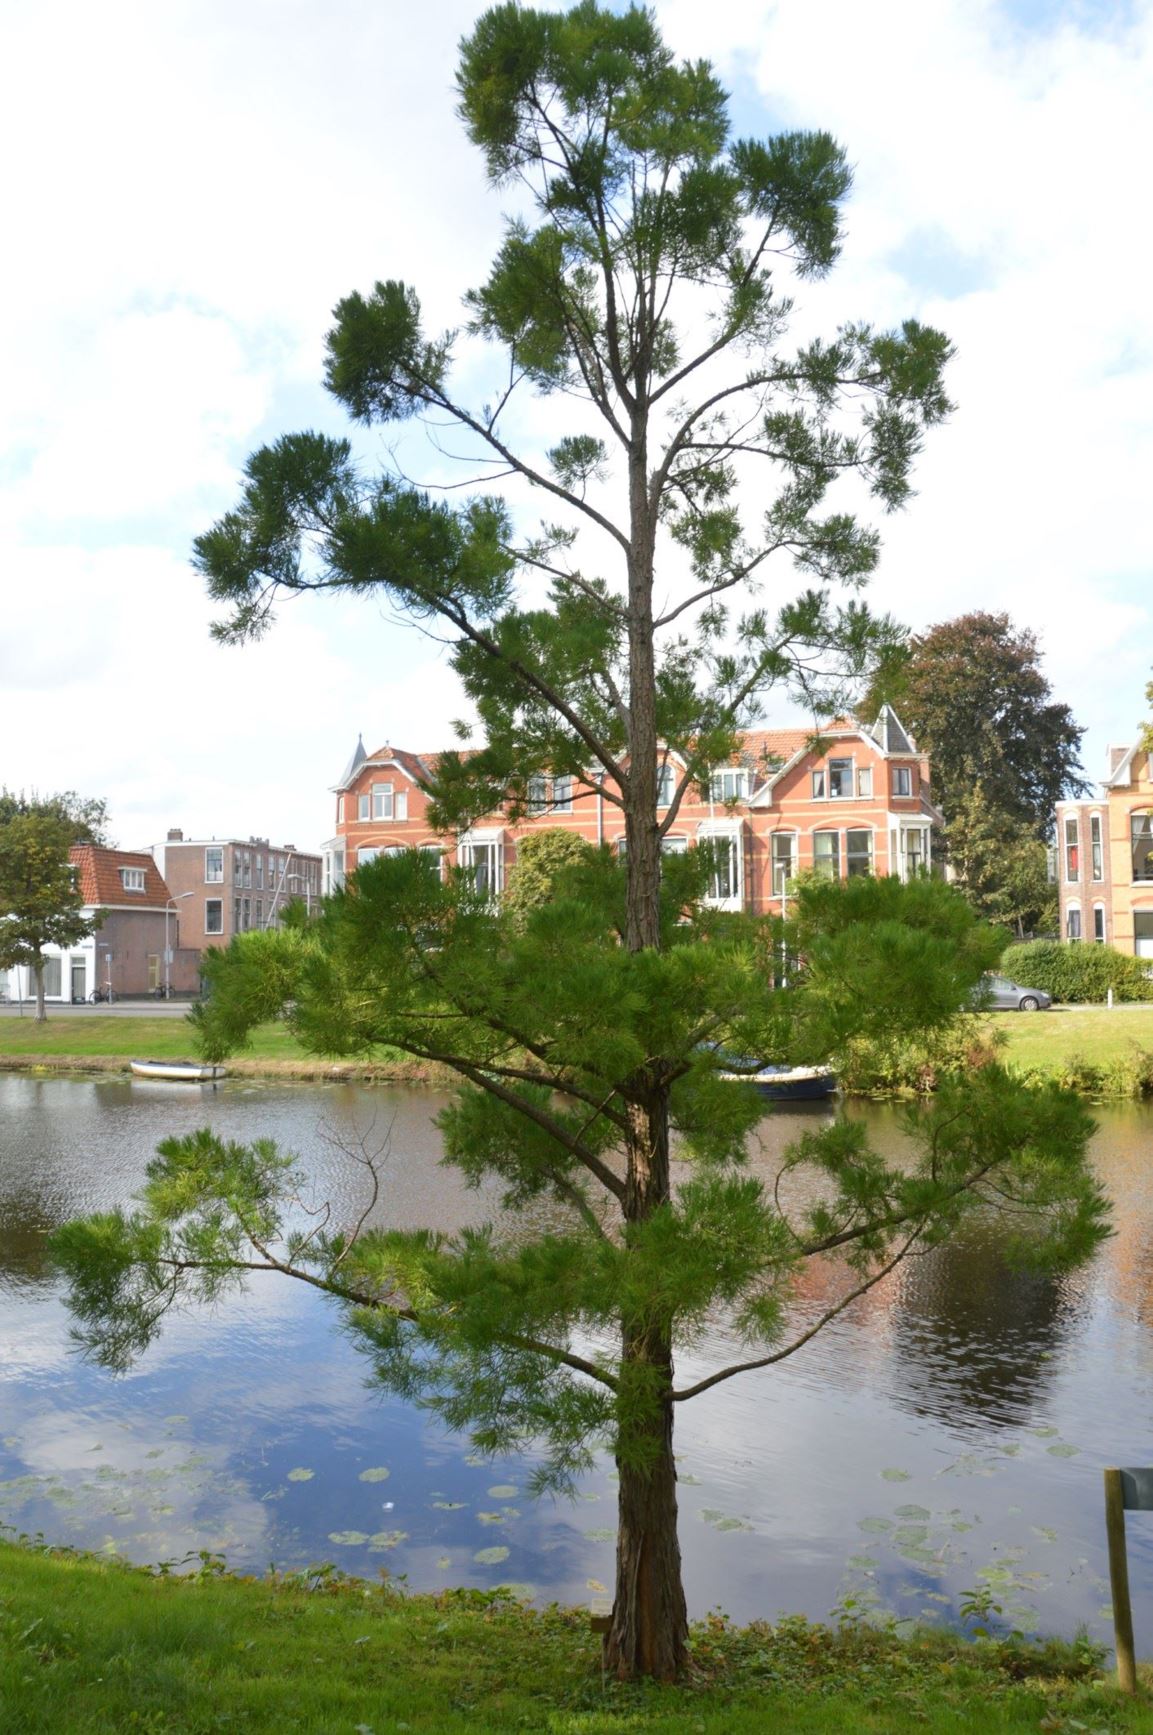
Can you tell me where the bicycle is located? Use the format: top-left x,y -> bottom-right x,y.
89,986 -> 116,1004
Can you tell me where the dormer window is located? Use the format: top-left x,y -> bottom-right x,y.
120,867 -> 146,892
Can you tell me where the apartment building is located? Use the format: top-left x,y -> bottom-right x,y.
1056,738 -> 1153,956
322,706 -> 940,912
153,830 -> 323,954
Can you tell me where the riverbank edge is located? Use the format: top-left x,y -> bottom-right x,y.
1,1539 -> 1145,1733
0,1052 -> 455,1085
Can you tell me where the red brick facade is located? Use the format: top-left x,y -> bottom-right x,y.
323,708 -> 939,910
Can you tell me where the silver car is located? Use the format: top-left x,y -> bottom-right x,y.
982,974 -> 1052,1012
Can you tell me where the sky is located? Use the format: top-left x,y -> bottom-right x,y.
2,0 -> 1150,855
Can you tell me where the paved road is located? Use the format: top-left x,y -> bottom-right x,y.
0,1001 -> 192,1019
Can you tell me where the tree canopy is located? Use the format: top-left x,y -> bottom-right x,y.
0,812 -> 100,1020
53,1 -> 1108,1684
0,788 -> 111,847
862,612 -> 1086,836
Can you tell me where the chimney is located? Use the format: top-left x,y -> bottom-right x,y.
1108,746 -> 1128,775
167,827 -> 184,841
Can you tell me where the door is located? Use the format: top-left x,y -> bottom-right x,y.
1135,912 -> 1153,959
70,958 -> 86,1002
148,953 -> 161,990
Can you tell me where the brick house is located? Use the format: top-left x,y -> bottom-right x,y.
321,706 -> 939,911
152,831 -> 323,972
1,845 -> 187,1003
1056,738 -> 1153,956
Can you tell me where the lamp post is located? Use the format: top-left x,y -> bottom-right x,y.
164,893 -> 195,999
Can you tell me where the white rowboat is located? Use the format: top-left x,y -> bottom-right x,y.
129,1059 -> 226,1082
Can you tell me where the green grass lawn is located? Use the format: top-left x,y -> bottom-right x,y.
993,1006 -> 1153,1074
1,1543 -> 1148,1734
0,1015 -> 311,1063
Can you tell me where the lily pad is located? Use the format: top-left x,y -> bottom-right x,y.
587,1577 -> 608,1593
1031,1426 -> 1059,1439
473,1546 -> 510,1565
358,1466 -> 391,1482
880,1468 -> 911,1483
477,1511 -> 506,1525
287,1467 -> 315,1482
436,1556 -> 452,1569
894,1504 -> 931,1521
584,1527 -> 615,1541
328,1530 -> 369,1545
368,1530 -> 408,1549
1046,1443 -> 1080,1458
487,1484 -> 518,1498
431,1500 -> 466,1511
858,1517 -> 892,1534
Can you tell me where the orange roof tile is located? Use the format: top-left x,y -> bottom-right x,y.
70,845 -> 171,909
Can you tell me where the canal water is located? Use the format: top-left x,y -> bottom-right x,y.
2,1072 -> 1152,1642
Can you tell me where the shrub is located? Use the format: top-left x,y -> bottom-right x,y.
999,940 -> 1153,1004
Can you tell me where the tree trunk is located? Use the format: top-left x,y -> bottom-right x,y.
605,1323 -> 687,1681
34,956 -> 46,1023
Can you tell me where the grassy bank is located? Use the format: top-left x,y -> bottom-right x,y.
997,1006 -> 1153,1073
1,1542 -> 1147,1733
0,1017 -> 446,1084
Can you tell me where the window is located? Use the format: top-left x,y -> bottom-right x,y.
705,835 -> 741,904
553,775 -> 573,813
459,838 -> 501,899
337,796 -> 345,824
527,776 -> 548,816
358,794 -> 370,821
256,855 -> 264,890
771,833 -> 794,896
1064,816 -> 1079,882
892,765 -> 912,798
255,899 -> 263,929
205,847 -> 223,883
243,852 -> 252,888
395,790 -> 408,821
847,829 -> 873,877
373,783 -> 393,820
242,897 -> 251,931
661,836 -> 687,857
656,763 -> 675,808
1132,813 -> 1153,882
828,758 -> 853,799
42,956 -> 62,997
1091,814 -> 1103,881
710,769 -> 748,803
357,847 -> 381,866
420,845 -> 444,880
1066,906 -> 1081,941
233,898 -> 241,931
205,899 -> 223,935
857,766 -> 873,798
1093,905 -> 1106,943
119,866 -> 146,892
904,828 -> 928,876
813,832 -> 839,878
811,768 -> 826,799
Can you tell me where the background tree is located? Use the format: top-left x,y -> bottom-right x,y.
53,3 -> 1105,1681
862,612 -> 1087,834
503,827 -> 599,922
0,788 -> 111,846
943,786 -> 1057,939
0,813 -> 101,1020
1140,673 -> 1153,755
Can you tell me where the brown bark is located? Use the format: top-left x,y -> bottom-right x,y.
34,957 -> 46,1023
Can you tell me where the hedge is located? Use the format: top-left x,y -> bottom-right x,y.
999,939 -> 1153,1004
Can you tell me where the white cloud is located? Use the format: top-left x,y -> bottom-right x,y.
2,0 -> 1149,848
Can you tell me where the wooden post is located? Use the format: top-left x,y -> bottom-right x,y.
1104,1468 -> 1138,1694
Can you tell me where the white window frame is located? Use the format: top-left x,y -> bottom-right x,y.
358,793 -> 370,821
1064,815 -> 1080,883
771,831 -> 795,897
458,829 -> 503,900
527,776 -> 548,817
119,866 -> 146,892
900,825 -> 929,879
812,829 -> 840,879
892,765 -> 913,798
205,898 -> 223,935
205,847 -> 223,884
372,783 -> 394,821
846,827 -> 874,877
709,768 -> 749,804
856,766 -> 873,798
811,768 -> 826,799
357,847 -> 381,866
828,757 -> 854,800
552,775 -> 573,814
1090,813 -> 1103,881
697,819 -> 743,911
395,789 -> 408,821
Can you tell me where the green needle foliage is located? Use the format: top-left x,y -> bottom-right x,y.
51,2 -> 1110,1683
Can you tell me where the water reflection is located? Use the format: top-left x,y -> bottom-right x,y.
0,1073 -> 1151,1642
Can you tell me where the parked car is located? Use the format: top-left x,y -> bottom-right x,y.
978,974 -> 1052,1013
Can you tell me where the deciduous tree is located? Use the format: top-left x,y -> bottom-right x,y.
0,813 -> 101,1020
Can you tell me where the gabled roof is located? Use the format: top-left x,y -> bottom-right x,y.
70,845 -> 171,910
1104,740 -> 1144,788
336,743 -> 438,792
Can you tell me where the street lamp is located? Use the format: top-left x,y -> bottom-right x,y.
164,893 -> 195,999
